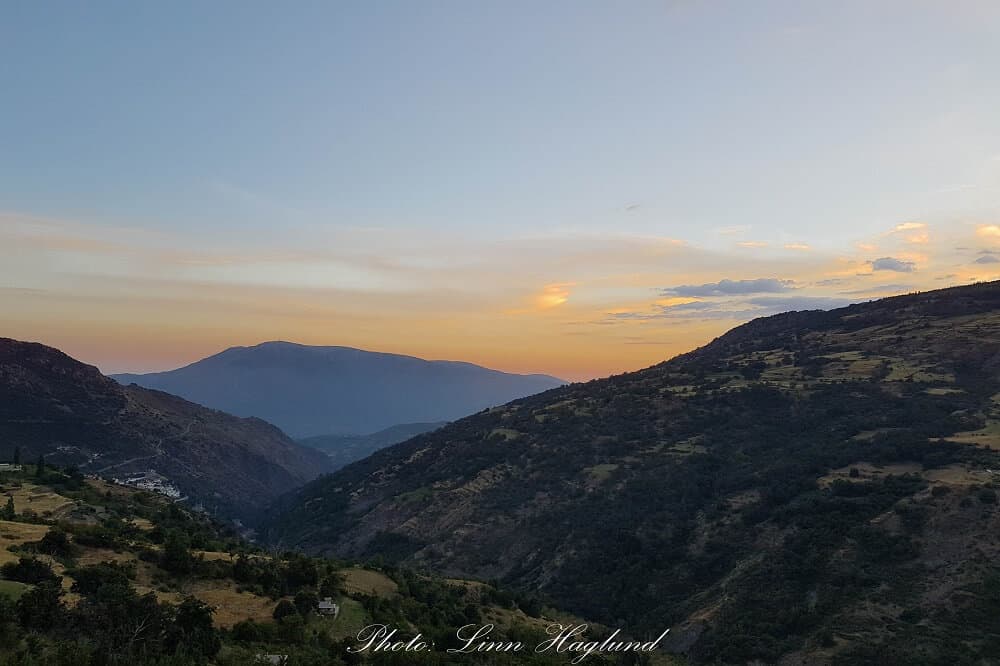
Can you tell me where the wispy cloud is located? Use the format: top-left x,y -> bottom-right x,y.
871,257 -> 916,272
747,296 -> 856,311
662,278 -> 793,297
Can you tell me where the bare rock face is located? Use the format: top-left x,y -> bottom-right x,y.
0,338 -> 331,520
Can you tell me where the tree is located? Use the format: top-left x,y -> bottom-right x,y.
37,528 -> 75,558
272,599 -> 298,621
319,573 -> 345,598
283,555 -> 318,590
73,583 -> 170,662
231,619 -> 266,643
11,447 -> 19,465
35,454 -> 44,478
520,596 -> 543,618
16,582 -> 65,631
160,530 -> 194,575
1,556 -> 60,585
1,497 -> 14,521
168,596 -> 220,658
294,589 -> 318,617
233,554 -> 255,583
276,612 -> 306,643
70,562 -> 134,597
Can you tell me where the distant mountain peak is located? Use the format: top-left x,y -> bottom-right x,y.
112,343 -> 565,437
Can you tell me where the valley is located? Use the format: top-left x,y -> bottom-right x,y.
0,464 -> 655,665
0,339 -> 332,521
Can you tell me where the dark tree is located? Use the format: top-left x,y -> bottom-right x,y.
1,557 -> 60,585
160,530 -> 194,575
293,589 -> 318,617
283,555 -> 318,590
37,529 -> 75,558
16,583 -> 65,631
1,497 -> 14,520
168,596 -> 220,658
69,562 -> 134,597
319,573 -> 345,598
272,599 -> 298,621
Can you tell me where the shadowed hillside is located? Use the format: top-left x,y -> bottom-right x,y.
298,421 -> 449,471
262,281 -> 1000,664
0,339 -> 332,520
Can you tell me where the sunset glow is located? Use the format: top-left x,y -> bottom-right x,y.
3,2 -> 1000,382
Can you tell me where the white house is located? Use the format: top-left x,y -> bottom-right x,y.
316,597 -> 340,617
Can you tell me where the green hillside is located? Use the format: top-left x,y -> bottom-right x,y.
0,466 -> 646,665
262,281 -> 1000,664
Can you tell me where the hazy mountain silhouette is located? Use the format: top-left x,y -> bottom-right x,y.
298,421 -> 449,471
113,342 -> 565,437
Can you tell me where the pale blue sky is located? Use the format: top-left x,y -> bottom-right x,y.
4,1 -> 998,245
2,1 -> 1000,378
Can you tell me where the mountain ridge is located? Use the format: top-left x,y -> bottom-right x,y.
0,337 -> 332,520
113,341 -> 566,437
260,280 -> 1000,664
297,421 -> 449,471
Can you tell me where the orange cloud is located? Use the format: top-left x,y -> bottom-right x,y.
784,243 -> 811,251
977,225 -> 1000,239
737,241 -> 769,248
535,283 -> 573,309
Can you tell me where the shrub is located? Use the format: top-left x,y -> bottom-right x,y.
272,599 -> 298,621
1,557 -> 60,585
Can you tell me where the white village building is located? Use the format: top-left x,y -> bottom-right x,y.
316,597 -> 340,617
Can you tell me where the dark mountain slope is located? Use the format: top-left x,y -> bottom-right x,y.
261,281 -> 1000,664
113,342 -> 565,437
298,421 -> 448,471
0,338 -> 331,519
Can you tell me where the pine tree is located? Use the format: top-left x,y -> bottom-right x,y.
12,447 -> 20,465
35,454 -> 45,478
2,496 -> 14,520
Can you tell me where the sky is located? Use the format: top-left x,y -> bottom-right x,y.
2,1 -> 1000,381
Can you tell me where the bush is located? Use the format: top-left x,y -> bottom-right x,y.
35,528 -> 76,558
231,619 -> 267,643
161,530 -> 194,575
272,599 -> 298,621
294,589 -> 318,616
1,557 -> 60,585
68,561 -> 136,597
15,582 -> 64,631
